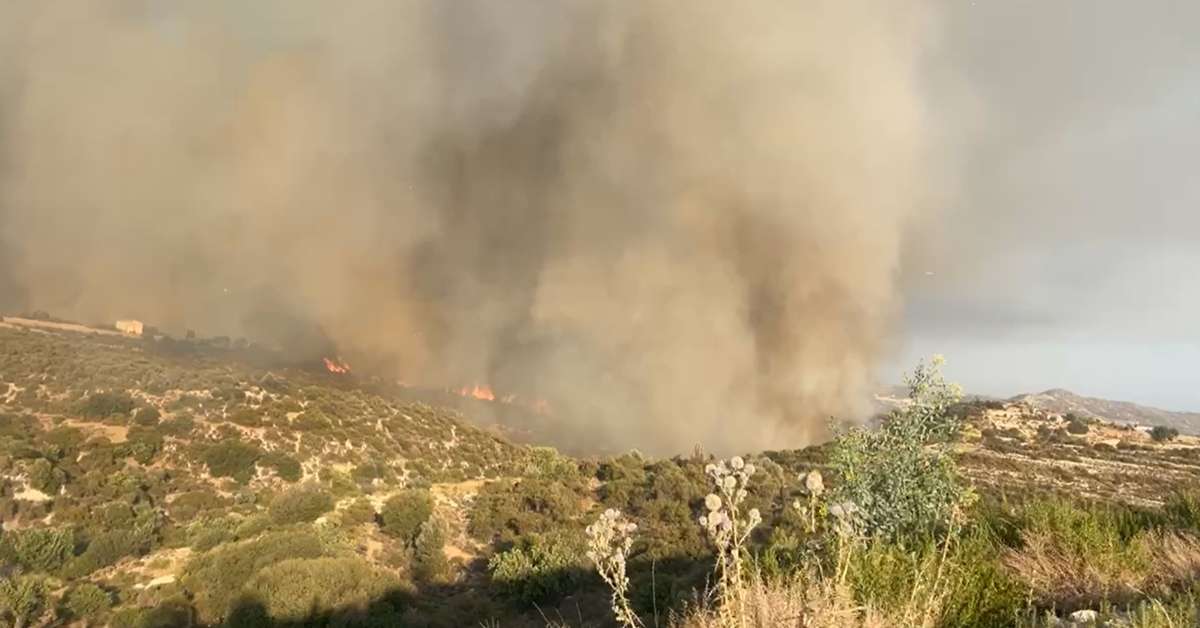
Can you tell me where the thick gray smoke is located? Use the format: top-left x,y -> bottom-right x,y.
0,1 -> 943,454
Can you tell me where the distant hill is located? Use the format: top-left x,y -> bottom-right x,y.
1012,388 -> 1200,434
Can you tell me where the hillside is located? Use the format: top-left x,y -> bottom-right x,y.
4,321 -> 1200,626
1013,388 -> 1200,434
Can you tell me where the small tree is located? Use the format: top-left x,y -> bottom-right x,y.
1065,414 -> 1090,435
0,576 -> 47,628
4,527 -> 74,572
1151,425 -> 1180,442
380,490 -> 433,546
413,518 -> 449,584
64,583 -> 112,623
830,356 -> 970,542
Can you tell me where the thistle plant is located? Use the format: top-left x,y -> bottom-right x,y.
586,508 -> 642,627
792,469 -> 825,535
699,456 -> 761,624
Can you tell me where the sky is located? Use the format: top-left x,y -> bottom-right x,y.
893,1 -> 1200,411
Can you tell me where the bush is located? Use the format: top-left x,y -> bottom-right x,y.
78,392 -> 137,419
413,518 -> 449,583
380,490 -> 433,545
227,407 -> 261,428
0,576 -> 47,628
65,529 -> 151,577
1066,416 -> 1090,435
132,406 -> 161,426
831,356 -> 969,541
238,557 -> 402,624
339,498 -> 377,527
2,526 -> 75,572
469,479 -> 583,544
64,582 -> 113,621
268,485 -> 334,525
26,458 -> 63,494
168,491 -> 229,521
261,452 -> 302,483
203,441 -> 262,484
488,531 -> 587,605
1152,426 -> 1180,442
182,530 -> 325,624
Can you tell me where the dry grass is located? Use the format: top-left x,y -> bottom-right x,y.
1004,530 -> 1200,611
669,568 -> 951,628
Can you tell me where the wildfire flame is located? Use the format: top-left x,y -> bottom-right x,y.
449,383 -> 552,415
323,357 -> 351,374
458,384 -> 495,401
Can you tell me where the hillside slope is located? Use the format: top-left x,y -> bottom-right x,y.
1014,388 -> 1200,433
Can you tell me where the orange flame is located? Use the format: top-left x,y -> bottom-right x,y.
323,357 -> 351,374
458,384 -> 495,401
449,383 -> 552,414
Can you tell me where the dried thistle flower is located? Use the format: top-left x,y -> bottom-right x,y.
586,508 -> 642,627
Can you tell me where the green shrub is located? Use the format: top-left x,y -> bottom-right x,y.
202,441 -> 262,484
469,479 -> 583,544
182,530 -> 325,624
26,458 -> 63,494
224,516 -> 267,542
132,406 -> 161,426
380,490 -> 433,545
65,529 -> 150,577
168,491 -> 229,521
64,582 -> 113,621
1066,416 -> 1090,435
488,531 -> 586,605
261,452 -> 302,483
0,576 -> 47,628
78,392 -> 137,419
268,485 -> 333,525
2,526 -> 75,572
238,557 -> 402,624
831,356 -> 969,541
158,415 -> 195,437
413,518 -> 449,583
1152,426 -> 1180,442
1164,491 -> 1200,531
339,498 -> 377,527
523,447 -> 579,483
227,408 -> 261,428
187,517 -> 239,552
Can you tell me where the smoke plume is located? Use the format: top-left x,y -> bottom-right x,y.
0,1 -> 943,454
